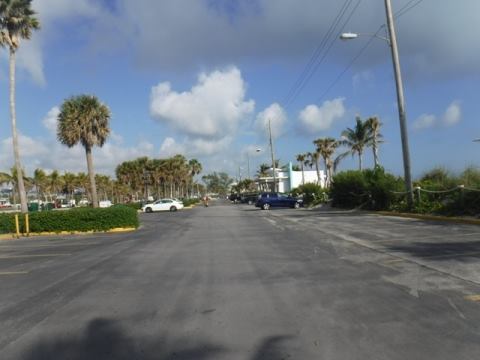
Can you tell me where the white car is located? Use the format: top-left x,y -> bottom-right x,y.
142,198 -> 184,213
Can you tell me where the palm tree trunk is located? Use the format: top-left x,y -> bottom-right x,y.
315,159 -> 320,185
9,49 -> 28,213
85,145 -> 99,207
373,141 -> 379,168
358,150 -> 363,171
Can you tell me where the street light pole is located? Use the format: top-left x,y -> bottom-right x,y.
268,118 -> 277,192
384,0 -> 414,207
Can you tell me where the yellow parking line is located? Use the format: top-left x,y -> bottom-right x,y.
0,271 -> 29,276
465,295 -> 480,302
0,253 -> 71,259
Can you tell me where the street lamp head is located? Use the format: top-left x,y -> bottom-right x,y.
473,138 -> 480,142
340,32 -> 358,40
255,148 -> 261,152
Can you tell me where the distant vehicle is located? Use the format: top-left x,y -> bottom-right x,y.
0,199 -> 11,208
255,192 -> 302,210
142,198 -> 184,213
240,193 -> 259,205
99,200 -> 112,208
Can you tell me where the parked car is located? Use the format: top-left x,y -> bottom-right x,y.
142,198 -> 184,213
99,200 -> 112,208
240,193 -> 259,205
255,192 -> 302,210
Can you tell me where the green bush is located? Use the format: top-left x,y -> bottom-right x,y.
183,198 -> 199,207
291,183 -> 327,206
331,168 -> 403,210
0,205 -> 139,234
120,202 -> 143,211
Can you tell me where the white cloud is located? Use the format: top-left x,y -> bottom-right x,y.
41,106 -> 60,135
299,98 -> 345,133
0,107 -> 157,176
10,0 -> 106,85
413,114 -> 436,131
442,101 -> 461,127
159,137 -> 186,158
150,67 -> 254,139
255,103 -> 287,139
413,101 -> 462,131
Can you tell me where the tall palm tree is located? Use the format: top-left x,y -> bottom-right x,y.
314,138 -> 339,187
339,116 -> 372,171
1,0 -> 40,213
296,153 -> 306,186
188,159 -> 202,198
307,152 -> 321,185
366,116 -> 383,168
33,168 -> 47,201
57,95 -> 111,208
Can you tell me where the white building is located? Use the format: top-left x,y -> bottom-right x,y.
256,162 -> 325,193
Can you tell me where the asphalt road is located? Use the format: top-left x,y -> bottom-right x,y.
1,201 -> 480,359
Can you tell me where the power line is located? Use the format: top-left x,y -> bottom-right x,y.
316,25 -> 383,103
315,0 -> 427,103
396,0 -> 426,19
282,0 -> 354,107
286,0 -> 363,108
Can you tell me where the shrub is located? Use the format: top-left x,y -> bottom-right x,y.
121,202 -> 143,211
330,171 -> 368,208
330,168 -> 403,210
183,198 -> 199,207
0,206 -> 139,235
290,183 -> 327,206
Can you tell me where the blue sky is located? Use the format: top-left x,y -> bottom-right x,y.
0,0 -> 479,180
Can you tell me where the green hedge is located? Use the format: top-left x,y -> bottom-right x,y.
331,168 -> 404,210
183,198 -> 199,207
0,205 -> 139,234
291,183 -> 328,206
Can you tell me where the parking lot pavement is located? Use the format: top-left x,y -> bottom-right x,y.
247,205 -> 480,296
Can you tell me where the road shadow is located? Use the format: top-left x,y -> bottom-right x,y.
21,318 -> 226,360
388,240 -> 480,261
250,335 -> 295,360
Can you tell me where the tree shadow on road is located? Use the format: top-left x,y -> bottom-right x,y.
250,335 -> 295,360
388,240 -> 480,261
21,318 -> 226,360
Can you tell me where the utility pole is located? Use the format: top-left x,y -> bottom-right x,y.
247,154 -> 250,180
384,0 -> 414,207
268,118 -> 277,192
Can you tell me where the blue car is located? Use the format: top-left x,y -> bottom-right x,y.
255,192 -> 302,210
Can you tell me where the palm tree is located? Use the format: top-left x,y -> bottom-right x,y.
1,0 -> 40,213
307,152 -> 321,185
33,168 -> 47,201
365,116 -> 383,168
296,153 -> 306,186
57,95 -> 111,208
339,116 -> 372,171
314,138 -> 339,187
188,159 -> 202,198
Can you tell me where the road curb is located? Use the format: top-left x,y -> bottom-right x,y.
376,211 -> 480,226
0,227 -> 137,241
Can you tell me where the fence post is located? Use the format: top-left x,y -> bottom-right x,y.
414,186 -> 421,206
458,184 -> 465,209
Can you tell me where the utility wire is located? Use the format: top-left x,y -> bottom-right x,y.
286,0 -> 363,108
396,0 -> 426,19
316,0 -> 427,103
282,0 -> 354,107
